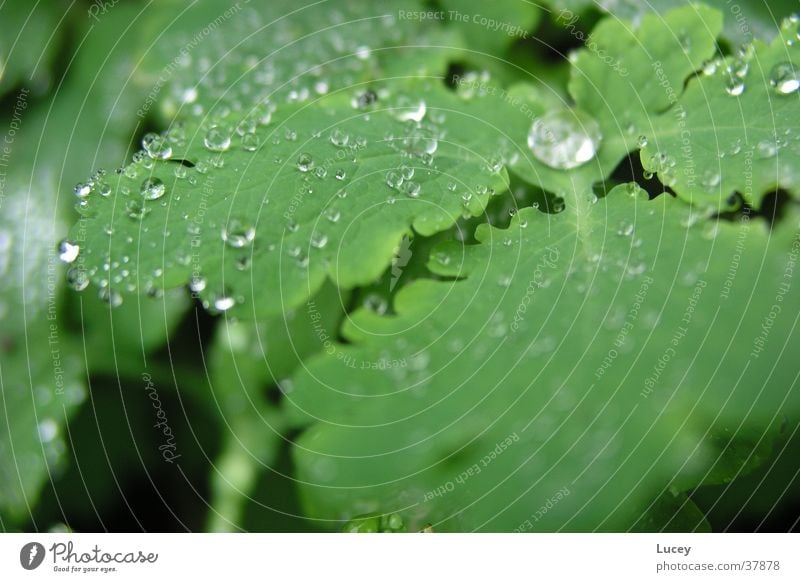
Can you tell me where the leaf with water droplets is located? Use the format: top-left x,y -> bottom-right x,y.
287,186 -> 800,531
641,16 -> 800,206
68,84 -> 514,319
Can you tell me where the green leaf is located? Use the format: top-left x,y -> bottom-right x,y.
641,17 -> 800,206
288,185 -> 800,531
632,491 -> 711,532
553,0 -> 798,48
0,1 -> 68,96
0,173 -> 85,522
67,83 -> 512,320
440,0 -> 540,56
205,281 -> 347,530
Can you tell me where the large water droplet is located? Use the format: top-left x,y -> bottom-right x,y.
142,133 -> 173,159
222,218 -> 255,248
527,109 -> 602,170
140,177 -> 166,200
770,61 -> 800,95
57,240 -> 80,263
204,126 -> 232,152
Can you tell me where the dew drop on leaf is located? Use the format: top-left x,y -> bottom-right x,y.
330,128 -> 350,147
142,133 -> 173,160
221,218 -> 256,248
74,182 -> 92,198
725,78 -> 745,96
66,266 -> 90,291
296,153 -> 314,172
57,240 -> 80,263
392,96 -> 427,122
204,126 -> 232,152
769,62 -> 800,95
527,109 -> 602,170
139,177 -> 166,201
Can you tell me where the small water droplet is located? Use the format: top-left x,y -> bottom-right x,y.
98,287 -> 123,307
386,171 -> 403,189
330,128 -> 350,147
74,182 -> 92,198
725,78 -> 745,96
392,96 -> 427,122
527,109 -> 602,170
67,266 -> 90,291
222,218 -> 255,248
212,293 -> 236,312
204,126 -> 232,152
241,133 -> 260,151
770,61 -> 800,95
756,140 -> 778,159
126,199 -> 149,220
142,133 -> 173,159
310,233 -> 328,249
139,177 -> 166,200
57,240 -> 79,263
296,153 -> 314,172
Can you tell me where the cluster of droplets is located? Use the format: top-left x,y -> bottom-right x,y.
699,20 -> 800,99
156,3 -> 424,121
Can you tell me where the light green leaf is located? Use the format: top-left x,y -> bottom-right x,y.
67,84 -> 512,320
0,172 -> 85,522
205,281 -> 347,530
287,185 -> 800,531
440,0 -> 540,56
641,17 -> 800,206
0,1 -> 67,96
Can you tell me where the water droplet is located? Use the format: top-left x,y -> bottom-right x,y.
330,129 -> 350,147
364,293 -> 388,314
335,169 -> 346,181
770,62 -> 800,95
756,140 -> 777,159
310,233 -> 328,249
74,182 -> 92,198
527,109 -> 602,170
701,169 -> 721,189
296,153 -> 314,172
126,199 -> 149,220
212,293 -> 236,312
222,218 -> 255,248
98,287 -> 123,307
355,45 -> 371,60
57,240 -> 79,263
392,96 -> 427,122
66,266 -> 89,291
204,126 -> 232,152
142,132 -> 173,159
637,135 -> 648,148
189,276 -> 207,293
386,171 -> 403,189
402,180 -> 421,198
140,177 -> 166,201
725,78 -> 745,96
241,133 -> 260,151
701,59 -> 718,76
